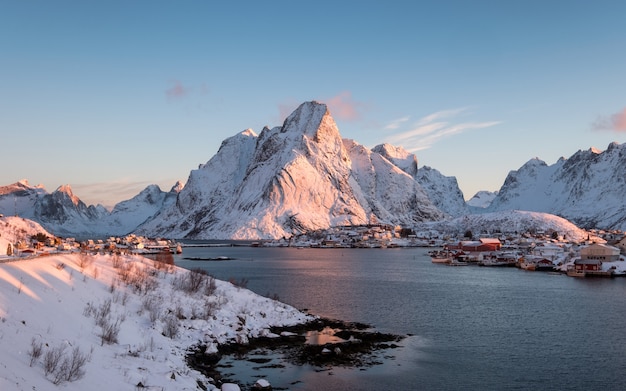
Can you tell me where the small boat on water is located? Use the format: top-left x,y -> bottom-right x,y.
430,250 -> 453,264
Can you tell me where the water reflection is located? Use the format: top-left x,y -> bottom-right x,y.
305,327 -> 346,345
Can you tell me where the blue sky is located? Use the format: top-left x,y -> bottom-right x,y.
1,0 -> 625,208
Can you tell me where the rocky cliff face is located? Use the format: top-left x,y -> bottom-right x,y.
372,144 -> 469,217
137,101 -> 447,239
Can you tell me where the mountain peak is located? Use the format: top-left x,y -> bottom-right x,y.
170,181 -> 184,193
282,101 -> 337,141
372,143 -> 418,177
54,184 -> 81,206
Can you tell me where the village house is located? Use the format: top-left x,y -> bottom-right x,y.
580,243 -> 620,262
447,238 -> 502,252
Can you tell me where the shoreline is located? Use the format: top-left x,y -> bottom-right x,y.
186,317 -> 406,390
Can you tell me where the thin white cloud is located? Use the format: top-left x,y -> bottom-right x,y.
384,116 -> 410,130
382,108 -> 500,152
417,107 -> 470,125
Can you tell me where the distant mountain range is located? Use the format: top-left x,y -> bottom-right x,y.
485,142 -> 626,231
2,101 -> 625,238
0,180 -> 182,237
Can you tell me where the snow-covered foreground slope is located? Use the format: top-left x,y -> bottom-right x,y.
0,253 -> 313,390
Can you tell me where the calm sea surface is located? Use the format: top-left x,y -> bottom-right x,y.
174,245 -> 626,390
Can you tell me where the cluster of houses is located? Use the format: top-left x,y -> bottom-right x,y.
267,224 -> 426,248
4,220 -> 626,278
432,235 -> 626,277
263,224 -> 626,278
5,234 -> 181,258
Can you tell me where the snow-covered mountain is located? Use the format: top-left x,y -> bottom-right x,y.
487,142 -> 626,231
137,101 -> 447,239
371,144 -> 469,217
467,190 -> 498,209
0,180 -> 182,237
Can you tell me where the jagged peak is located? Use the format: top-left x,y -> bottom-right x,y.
54,184 -> 81,206
56,184 -> 74,195
372,143 -> 412,158
607,141 -> 621,151
589,146 -> 601,154
170,181 -> 184,193
141,184 -> 162,194
372,143 -> 418,176
240,128 -> 258,137
523,157 -> 547,167
281,101 -> 339,142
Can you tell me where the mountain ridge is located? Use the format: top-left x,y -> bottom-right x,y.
2,102 -> 625,238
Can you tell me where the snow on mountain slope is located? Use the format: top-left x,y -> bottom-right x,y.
104,183 -> 182,236
371,144 -> 468,217
344,139 -> 442,224
0,181 -> 181,238
138,102 -> 445,239
371,143 -> 418,177
417,210 -> 592,242
467,190 -> 498,209
415,166 -> 469,217
0,180 -> 47,219
0,216 -> 53,255
488,142 -> 626,230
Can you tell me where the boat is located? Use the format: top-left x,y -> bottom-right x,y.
430,250 -> 453,264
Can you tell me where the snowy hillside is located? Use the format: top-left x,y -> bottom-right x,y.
487,142 -> 626,230
0,216 -> 53,255
416,210 -> 593,243
0,252 -> 312,390
138,101 -> 445,239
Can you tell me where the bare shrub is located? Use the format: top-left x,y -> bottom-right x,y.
162,315 -> 179,339
83,301 -> 95,317
265,292 -> 280,301
229,277 -> 248,289
203,299 -> 218,320
155,250 -> 174,267
28,337 -> 43,367
117,262 -> 157,294
52,346 -> 88,385
204,274 -> 217,296
111,253 -> 123,269
174,303 -> 186,320
43,344 -> 66,376
109,279 -> 117,293
142,296 -> 161,323
77,251 -> 93,270
173,268 -> 215,294
94,299 -> 112,328
100,316 -> 122,345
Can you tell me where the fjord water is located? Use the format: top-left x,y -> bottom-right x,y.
175,246 -> 626,390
